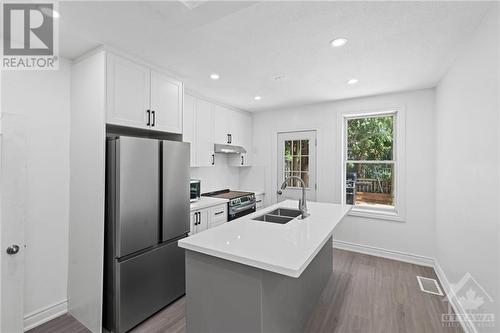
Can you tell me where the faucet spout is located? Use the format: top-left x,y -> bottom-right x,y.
278,176 -> 310,219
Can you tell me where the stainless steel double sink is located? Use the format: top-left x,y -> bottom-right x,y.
252,208 -> 302,224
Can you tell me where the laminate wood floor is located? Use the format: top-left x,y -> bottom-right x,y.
28,249 -> 463,333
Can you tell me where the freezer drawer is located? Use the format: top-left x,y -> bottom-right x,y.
115,240 -> 186,333
162,140 -> 190,241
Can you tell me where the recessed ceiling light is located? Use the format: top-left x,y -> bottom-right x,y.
210,73 -> 220,80
272,75 -> 288,82
347,78 -> 359,85
254,96 -> 262,101
330,38 -> 348,48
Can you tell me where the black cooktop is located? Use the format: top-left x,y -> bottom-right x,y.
202,189 -> 254,200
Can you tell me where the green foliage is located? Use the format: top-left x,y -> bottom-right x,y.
347,116 -> 394,181
347,116 -> 393,161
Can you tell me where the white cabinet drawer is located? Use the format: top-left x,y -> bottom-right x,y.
210,204 -> 227,227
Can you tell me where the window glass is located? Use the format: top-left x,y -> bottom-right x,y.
283,139 -> 310,188
345,115 -> 395,208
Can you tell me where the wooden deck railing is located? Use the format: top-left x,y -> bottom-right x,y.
355,179 -> 392,194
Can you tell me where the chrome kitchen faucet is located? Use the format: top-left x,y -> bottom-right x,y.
277,176 -> 310,219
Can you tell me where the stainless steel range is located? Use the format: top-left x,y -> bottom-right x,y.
202,189 -> 256,221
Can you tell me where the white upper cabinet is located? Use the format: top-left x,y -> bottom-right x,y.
183,93 -> 251,167
106,53 -> 150,128
150,70 -> 183,133
106,53 -> 183,133
183,94 -> 196,166
213,105 -> 233,145
195,98 -> 215,167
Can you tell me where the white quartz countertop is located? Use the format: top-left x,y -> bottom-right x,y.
190,197 -> 228,211
178,200 -> 351,278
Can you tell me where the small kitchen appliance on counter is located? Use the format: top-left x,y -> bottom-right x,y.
190,179 -> 201,202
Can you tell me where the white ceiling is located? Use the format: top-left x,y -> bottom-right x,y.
59,1 -> 491,112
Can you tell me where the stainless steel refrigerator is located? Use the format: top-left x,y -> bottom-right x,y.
103,136 -> 190,333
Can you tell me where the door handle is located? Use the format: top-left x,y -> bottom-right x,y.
241,156 -> 244,165
6,245 -> 19,255
211,154 -> 215,165
151,110 -> 156,127
146,110 -> 151,126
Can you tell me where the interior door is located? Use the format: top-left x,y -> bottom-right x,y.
277,131 -> 317,202
150,70 -> 183,134
0,112 -> 27,333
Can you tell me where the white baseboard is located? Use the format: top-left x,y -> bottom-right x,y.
433,262 -> 477,333
24,299 -> 68,331
333,239 -> 435,267
333,239 -> 475,333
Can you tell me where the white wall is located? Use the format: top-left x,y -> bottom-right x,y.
2,60 -> 71,327
249,89 -> 437,258
435,5 -> 499,330
190,155 -> 240,193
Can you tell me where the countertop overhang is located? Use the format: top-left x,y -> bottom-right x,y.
178,200 -> 351,278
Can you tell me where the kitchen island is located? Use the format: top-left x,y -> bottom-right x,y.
178,200 -> 351,333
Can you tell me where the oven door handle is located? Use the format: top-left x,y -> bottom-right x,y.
231,202 -> 256,213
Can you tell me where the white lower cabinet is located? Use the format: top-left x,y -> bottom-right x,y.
209,204 -> 228,228
190,203 -> 227,235
190,209 -> 209,234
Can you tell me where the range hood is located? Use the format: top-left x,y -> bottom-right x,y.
214,143 -> 247,154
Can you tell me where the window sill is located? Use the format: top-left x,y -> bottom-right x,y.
347,207 -> 405,222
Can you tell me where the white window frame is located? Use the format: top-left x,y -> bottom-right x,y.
340,108 -> 406,222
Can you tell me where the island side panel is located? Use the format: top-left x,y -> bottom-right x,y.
185,250 -> 264,333
261,236 -> 333,333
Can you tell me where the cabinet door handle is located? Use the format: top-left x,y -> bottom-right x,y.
198,212 -> 202,225
146,110 -> 151,126
211,154 -> 215,165
227,134 -> 232,144
214,211 -> 224,216
151,110 -> 156,127
241,156 -> 244,165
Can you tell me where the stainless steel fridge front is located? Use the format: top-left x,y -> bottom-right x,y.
104,136 -> 190,333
